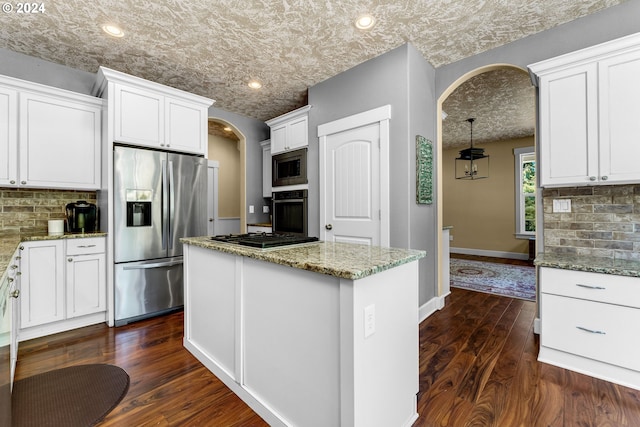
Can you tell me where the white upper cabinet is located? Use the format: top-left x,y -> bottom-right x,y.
530,32 -> 640,187
260,139 -> 271,197
20,92 -> 102,189
113,84 -> 163,147
96,67 -> 213,155
0,86 -> 17,186
0,75 -> 102,190
266,105 -> 311,155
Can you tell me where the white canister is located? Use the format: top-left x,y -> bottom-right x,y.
48,219 -> 64,235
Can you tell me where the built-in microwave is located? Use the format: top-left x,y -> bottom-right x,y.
272,148 -> 307,187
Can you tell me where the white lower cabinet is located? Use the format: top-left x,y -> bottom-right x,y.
20,240 -> 65,329
539,267 -> 640,390
19,237 -> 106,341
65,238 -> 106,319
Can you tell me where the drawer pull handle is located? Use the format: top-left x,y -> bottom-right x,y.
576,326 -> 606,335
77,244 -> 97,248
576,284 -> 605,290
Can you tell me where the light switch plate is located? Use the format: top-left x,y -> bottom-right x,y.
249,205 -> 254,214
552,199 -> 571,213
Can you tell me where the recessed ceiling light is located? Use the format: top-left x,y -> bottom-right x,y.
223,126 -> 232,132
102,24 -> 124,38
248,80 -> 262,89
355,14 -> 376,30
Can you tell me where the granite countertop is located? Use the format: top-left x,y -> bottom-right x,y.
535,253 -> 640,278
181,236 -> 426,280
0,232 -> 107,281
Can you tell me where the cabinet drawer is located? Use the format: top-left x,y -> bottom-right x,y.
540,267 -> 640,309
66,238 -> 105,255
541,293 -> 640,371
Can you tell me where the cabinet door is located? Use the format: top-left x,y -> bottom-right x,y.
287,115 -> 309,150
165,97 -> 207,154
598,51 -> 640,184
19,92 -> 101,189
0,87 -> 17,187
20,241 -> 64,328
66,253 -> 106,318
113,83 -> 163,148
270,125 -> 287,154
538,63 -> 599,187
261,140 -> 272,197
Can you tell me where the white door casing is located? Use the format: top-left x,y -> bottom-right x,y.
318,105 -> 390,247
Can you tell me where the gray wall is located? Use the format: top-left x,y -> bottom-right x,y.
0,47 -> 95,94
208,107 -> 270,225
308,44 -> 438,306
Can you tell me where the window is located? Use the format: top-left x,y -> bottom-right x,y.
514,147 -> 535,238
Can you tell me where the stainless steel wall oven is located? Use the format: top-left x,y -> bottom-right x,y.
272,190 -> 308,236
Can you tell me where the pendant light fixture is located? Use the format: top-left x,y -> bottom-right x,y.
455,118 -> 489,180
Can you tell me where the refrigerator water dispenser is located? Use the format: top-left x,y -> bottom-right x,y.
125,190 -> 152,227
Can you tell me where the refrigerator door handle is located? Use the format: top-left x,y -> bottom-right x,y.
122,260 -> 183,270
168,160 -> 175,249
162,159 -> 168,250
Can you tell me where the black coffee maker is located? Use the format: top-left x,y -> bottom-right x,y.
66,200 -> 98,233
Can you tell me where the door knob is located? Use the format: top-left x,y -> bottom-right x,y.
325,224 -> 333,230
209,218 -> 214,222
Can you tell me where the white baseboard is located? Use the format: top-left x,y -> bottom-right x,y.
534,317 -> 541,335
450,247 -> 528,261
419,296 -> 445,324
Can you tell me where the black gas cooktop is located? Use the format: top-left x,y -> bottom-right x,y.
210,232 -> 319,249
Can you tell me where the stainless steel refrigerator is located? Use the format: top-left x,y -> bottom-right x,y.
113,145 -> 207,326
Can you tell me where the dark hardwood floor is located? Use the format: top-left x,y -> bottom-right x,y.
15,286 -> 640,426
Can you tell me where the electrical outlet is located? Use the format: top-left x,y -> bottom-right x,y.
249,205 -> 254,214
449,234 -> 454,241
263,205 -> 270,213
364,304 -> 375,338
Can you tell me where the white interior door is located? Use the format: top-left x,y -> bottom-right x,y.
319,105 -> 390,247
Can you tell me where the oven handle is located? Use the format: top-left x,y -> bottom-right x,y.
273,198 -> 305,203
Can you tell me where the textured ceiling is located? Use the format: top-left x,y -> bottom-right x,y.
442,67 -> 536,148
0,0 -> 625,145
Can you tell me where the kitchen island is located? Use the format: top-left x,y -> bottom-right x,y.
181,237 -> 425,427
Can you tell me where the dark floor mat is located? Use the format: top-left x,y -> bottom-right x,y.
11,364 -> 129,427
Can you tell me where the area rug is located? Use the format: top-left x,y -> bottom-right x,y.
450,258 -> 536,301
11,364 -> 130,427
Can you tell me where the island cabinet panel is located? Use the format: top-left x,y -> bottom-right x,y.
242,259 -> 341,427
183,241 -> 421,427
184,246 -> 237,380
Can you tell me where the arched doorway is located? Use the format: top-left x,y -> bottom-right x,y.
207,118 -> 247,234
436,64 -> 536,296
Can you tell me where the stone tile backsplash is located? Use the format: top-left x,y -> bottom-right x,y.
543,185 -> 640,260
0,188 -> 97,236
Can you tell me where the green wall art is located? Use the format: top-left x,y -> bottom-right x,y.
416,135 -> 433,204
